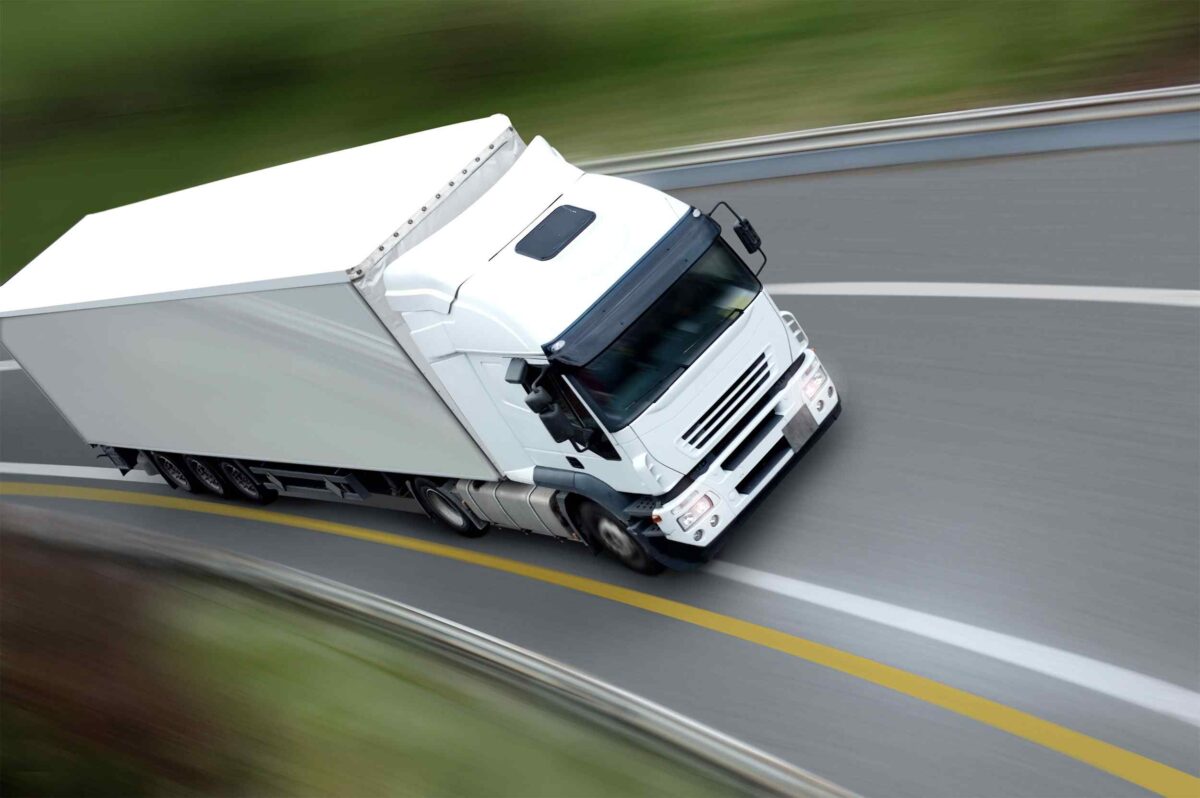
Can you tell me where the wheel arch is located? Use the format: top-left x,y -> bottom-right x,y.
532,467 -> 635,521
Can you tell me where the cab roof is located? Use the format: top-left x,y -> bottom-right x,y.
385,138 -> 688,354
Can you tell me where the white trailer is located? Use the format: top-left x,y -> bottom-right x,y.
0,115 -> 841,573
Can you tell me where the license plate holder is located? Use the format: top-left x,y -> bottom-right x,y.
783,406 -> 818,451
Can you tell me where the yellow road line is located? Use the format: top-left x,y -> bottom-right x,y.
3,480 -> 1197,797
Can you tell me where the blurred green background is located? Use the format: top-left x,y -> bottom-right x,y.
1,0 -> 1196,282
2,527 -> 747,796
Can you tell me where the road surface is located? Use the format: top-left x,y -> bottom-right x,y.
2,141 -> 1198,797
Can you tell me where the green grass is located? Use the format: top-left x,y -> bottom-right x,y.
3,567 -> 745,796
1,0 -> 1195,283
162,584 -> 743,796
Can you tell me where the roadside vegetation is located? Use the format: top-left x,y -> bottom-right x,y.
1,0 -> 1195,282
0,528 -> 744,796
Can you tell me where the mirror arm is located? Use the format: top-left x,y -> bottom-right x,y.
707,200 -> 736,220
754,250 -> 768,275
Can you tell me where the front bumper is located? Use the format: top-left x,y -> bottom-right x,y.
637,351 -> 842,569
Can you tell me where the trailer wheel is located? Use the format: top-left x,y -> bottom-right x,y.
152,452 -> 199,493
580,503 -> 664,575
218,461 -> 277,504
183,456 -> 229,498
413,478 -> 486,538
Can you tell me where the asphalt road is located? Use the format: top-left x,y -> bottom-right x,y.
2,142 -> 1198,797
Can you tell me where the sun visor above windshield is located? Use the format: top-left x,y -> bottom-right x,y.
544,210 -> 716,367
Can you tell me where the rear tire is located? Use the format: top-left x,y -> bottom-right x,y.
580,503 -> 664,575
152,452 -> 199,493
184,455 -> 229,498
218,461 -> 277,504
413,478 -> 487,538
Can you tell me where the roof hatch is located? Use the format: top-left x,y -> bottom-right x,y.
515,205 -> 595,261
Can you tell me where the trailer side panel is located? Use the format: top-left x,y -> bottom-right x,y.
0,283 -> 498,479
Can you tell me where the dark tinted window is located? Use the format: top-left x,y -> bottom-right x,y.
516,205 -> 596,261
567,238 -> 760,429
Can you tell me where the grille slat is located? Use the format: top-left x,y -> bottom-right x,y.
735,438 -> 792,495
688,362 -> 767,445
694,371 -> 770,448
682,352 -> 770,449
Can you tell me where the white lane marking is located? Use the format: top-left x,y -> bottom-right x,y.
0,462 -> 162,484
708,561 -> 1200,725
765,282 -> 1200,308
0,359 -> 22,372
7,460 -> 1196,726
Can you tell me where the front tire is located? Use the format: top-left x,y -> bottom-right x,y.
580,503 -> 664,575
413,478 -> 487,538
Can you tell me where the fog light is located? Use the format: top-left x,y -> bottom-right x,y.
803,366 -> 827,400
693,529 -> 703,541
827,385 -> 834,397
817,399 -> 825,411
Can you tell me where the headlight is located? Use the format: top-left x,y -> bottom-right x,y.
803,365 -> 827,400
674,493 -> 714,531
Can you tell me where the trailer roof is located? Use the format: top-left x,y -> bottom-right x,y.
0,115 -> 514,317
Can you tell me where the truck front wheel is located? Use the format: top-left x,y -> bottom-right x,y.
413,478 -> 487,538
580,503 -> 664,575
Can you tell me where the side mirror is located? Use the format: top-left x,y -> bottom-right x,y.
537,404 -> 577,443
734,217 -> 761,253
513,367 -> 599,451
524,385 -> 555,414
506,357 -> 539,390
708,200 -> 767,274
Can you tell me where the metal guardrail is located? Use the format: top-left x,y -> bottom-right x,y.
582,85 -> 1200,175
2,502 -> 855,798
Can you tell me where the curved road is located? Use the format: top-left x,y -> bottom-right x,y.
2,141 -> 1198,796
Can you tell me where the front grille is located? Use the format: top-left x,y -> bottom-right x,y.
682,352 -> 770,450
735,438 -> 792,496
721,410 -> 784,472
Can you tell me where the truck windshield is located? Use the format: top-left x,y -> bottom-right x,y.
566,238 -> 760,429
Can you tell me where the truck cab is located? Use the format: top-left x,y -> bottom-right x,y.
386,135 -> 840,571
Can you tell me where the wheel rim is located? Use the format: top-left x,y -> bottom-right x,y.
596,517 -> 637,560
425,489 -> 465,528
221,463 -> 261,498
186,457 -> 224,494
156,455 -> 190,490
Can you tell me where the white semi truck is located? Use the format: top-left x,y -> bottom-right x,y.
0,115 -> 840,574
